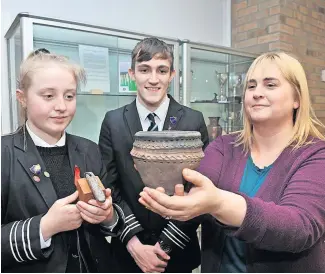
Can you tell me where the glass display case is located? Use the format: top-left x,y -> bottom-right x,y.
5,14 -> 257,144
180,41 -> 257,142
5,13 -> 180,141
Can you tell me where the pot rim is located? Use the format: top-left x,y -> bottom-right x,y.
134,130 -> 202,140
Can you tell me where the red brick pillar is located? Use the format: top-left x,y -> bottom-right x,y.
232,0 -> 325,128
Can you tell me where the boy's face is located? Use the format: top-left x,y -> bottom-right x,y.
129,56 -> 175,110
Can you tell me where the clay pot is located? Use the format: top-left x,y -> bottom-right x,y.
207,117 -> 222,142
131,131 -> 204,195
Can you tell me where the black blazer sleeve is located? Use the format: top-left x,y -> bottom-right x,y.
198,112 -> 209,150
158,110 -> 209,253
1,144 -> 53,269
98,112 -> 144,244
1,216 -> 54,269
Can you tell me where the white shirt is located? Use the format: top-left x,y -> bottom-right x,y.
26,121 -> 66,147
136,96 -> 170,131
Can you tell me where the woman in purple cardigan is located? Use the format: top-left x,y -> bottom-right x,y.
139,52 -> 325,272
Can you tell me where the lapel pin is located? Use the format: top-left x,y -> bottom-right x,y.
30,164 -> 41,175
168,116 -> 177,130
33,175 -> 40,182
44,171 -> 50,178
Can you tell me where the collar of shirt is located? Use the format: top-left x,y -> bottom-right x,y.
26,121 -> 66,147
136,96 -> 170,130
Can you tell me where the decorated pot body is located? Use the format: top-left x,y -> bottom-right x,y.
131,131 -> 204,195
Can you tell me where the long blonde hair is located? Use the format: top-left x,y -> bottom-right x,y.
235,52 -> 325,152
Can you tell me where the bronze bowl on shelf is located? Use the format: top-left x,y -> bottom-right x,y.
130,131 -> 204,195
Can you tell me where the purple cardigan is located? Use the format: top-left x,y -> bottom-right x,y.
198,134 -> 325,273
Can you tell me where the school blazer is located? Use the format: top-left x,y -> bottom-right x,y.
98,95 -> 209,270
1,128 -> 125,273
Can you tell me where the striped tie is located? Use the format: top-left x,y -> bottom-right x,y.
147,113 -> 158,131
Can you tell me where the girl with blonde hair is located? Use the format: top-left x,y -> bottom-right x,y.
2,50 -> 124,273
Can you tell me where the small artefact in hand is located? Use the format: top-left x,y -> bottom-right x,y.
85,172 -> 106,202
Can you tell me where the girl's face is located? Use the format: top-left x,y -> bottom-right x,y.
18,63 -> 77,144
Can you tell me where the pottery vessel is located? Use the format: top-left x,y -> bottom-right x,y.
131,131 -> 204,195
207,116 -> 222,142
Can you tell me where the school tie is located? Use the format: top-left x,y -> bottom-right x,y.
147,113 -> 158,131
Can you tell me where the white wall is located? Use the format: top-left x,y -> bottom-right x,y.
1,0 -> 231,134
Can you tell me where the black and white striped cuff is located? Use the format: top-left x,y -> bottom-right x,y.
160,221 -> 190,250
119,214 -> 143,244
9,218 -> 39,263
99,204 -> 126,236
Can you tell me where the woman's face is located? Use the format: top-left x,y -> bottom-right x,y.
18,63 -> 77,143
244,61 -> 299,126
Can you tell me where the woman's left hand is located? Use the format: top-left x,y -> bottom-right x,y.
139,168 -> 221,222
77,188 -> 114,224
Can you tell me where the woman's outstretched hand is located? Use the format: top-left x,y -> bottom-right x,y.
139,168 -> 221,222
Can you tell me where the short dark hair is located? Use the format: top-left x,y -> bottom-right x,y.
131,37 -> 174,71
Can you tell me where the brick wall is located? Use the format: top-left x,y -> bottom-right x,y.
232,0 -> 325,127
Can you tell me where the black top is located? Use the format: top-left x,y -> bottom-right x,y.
37,146 -> 74,199
37,145 -> 83,273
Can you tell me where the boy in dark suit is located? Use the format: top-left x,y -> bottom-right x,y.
99,37 -> 209,273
